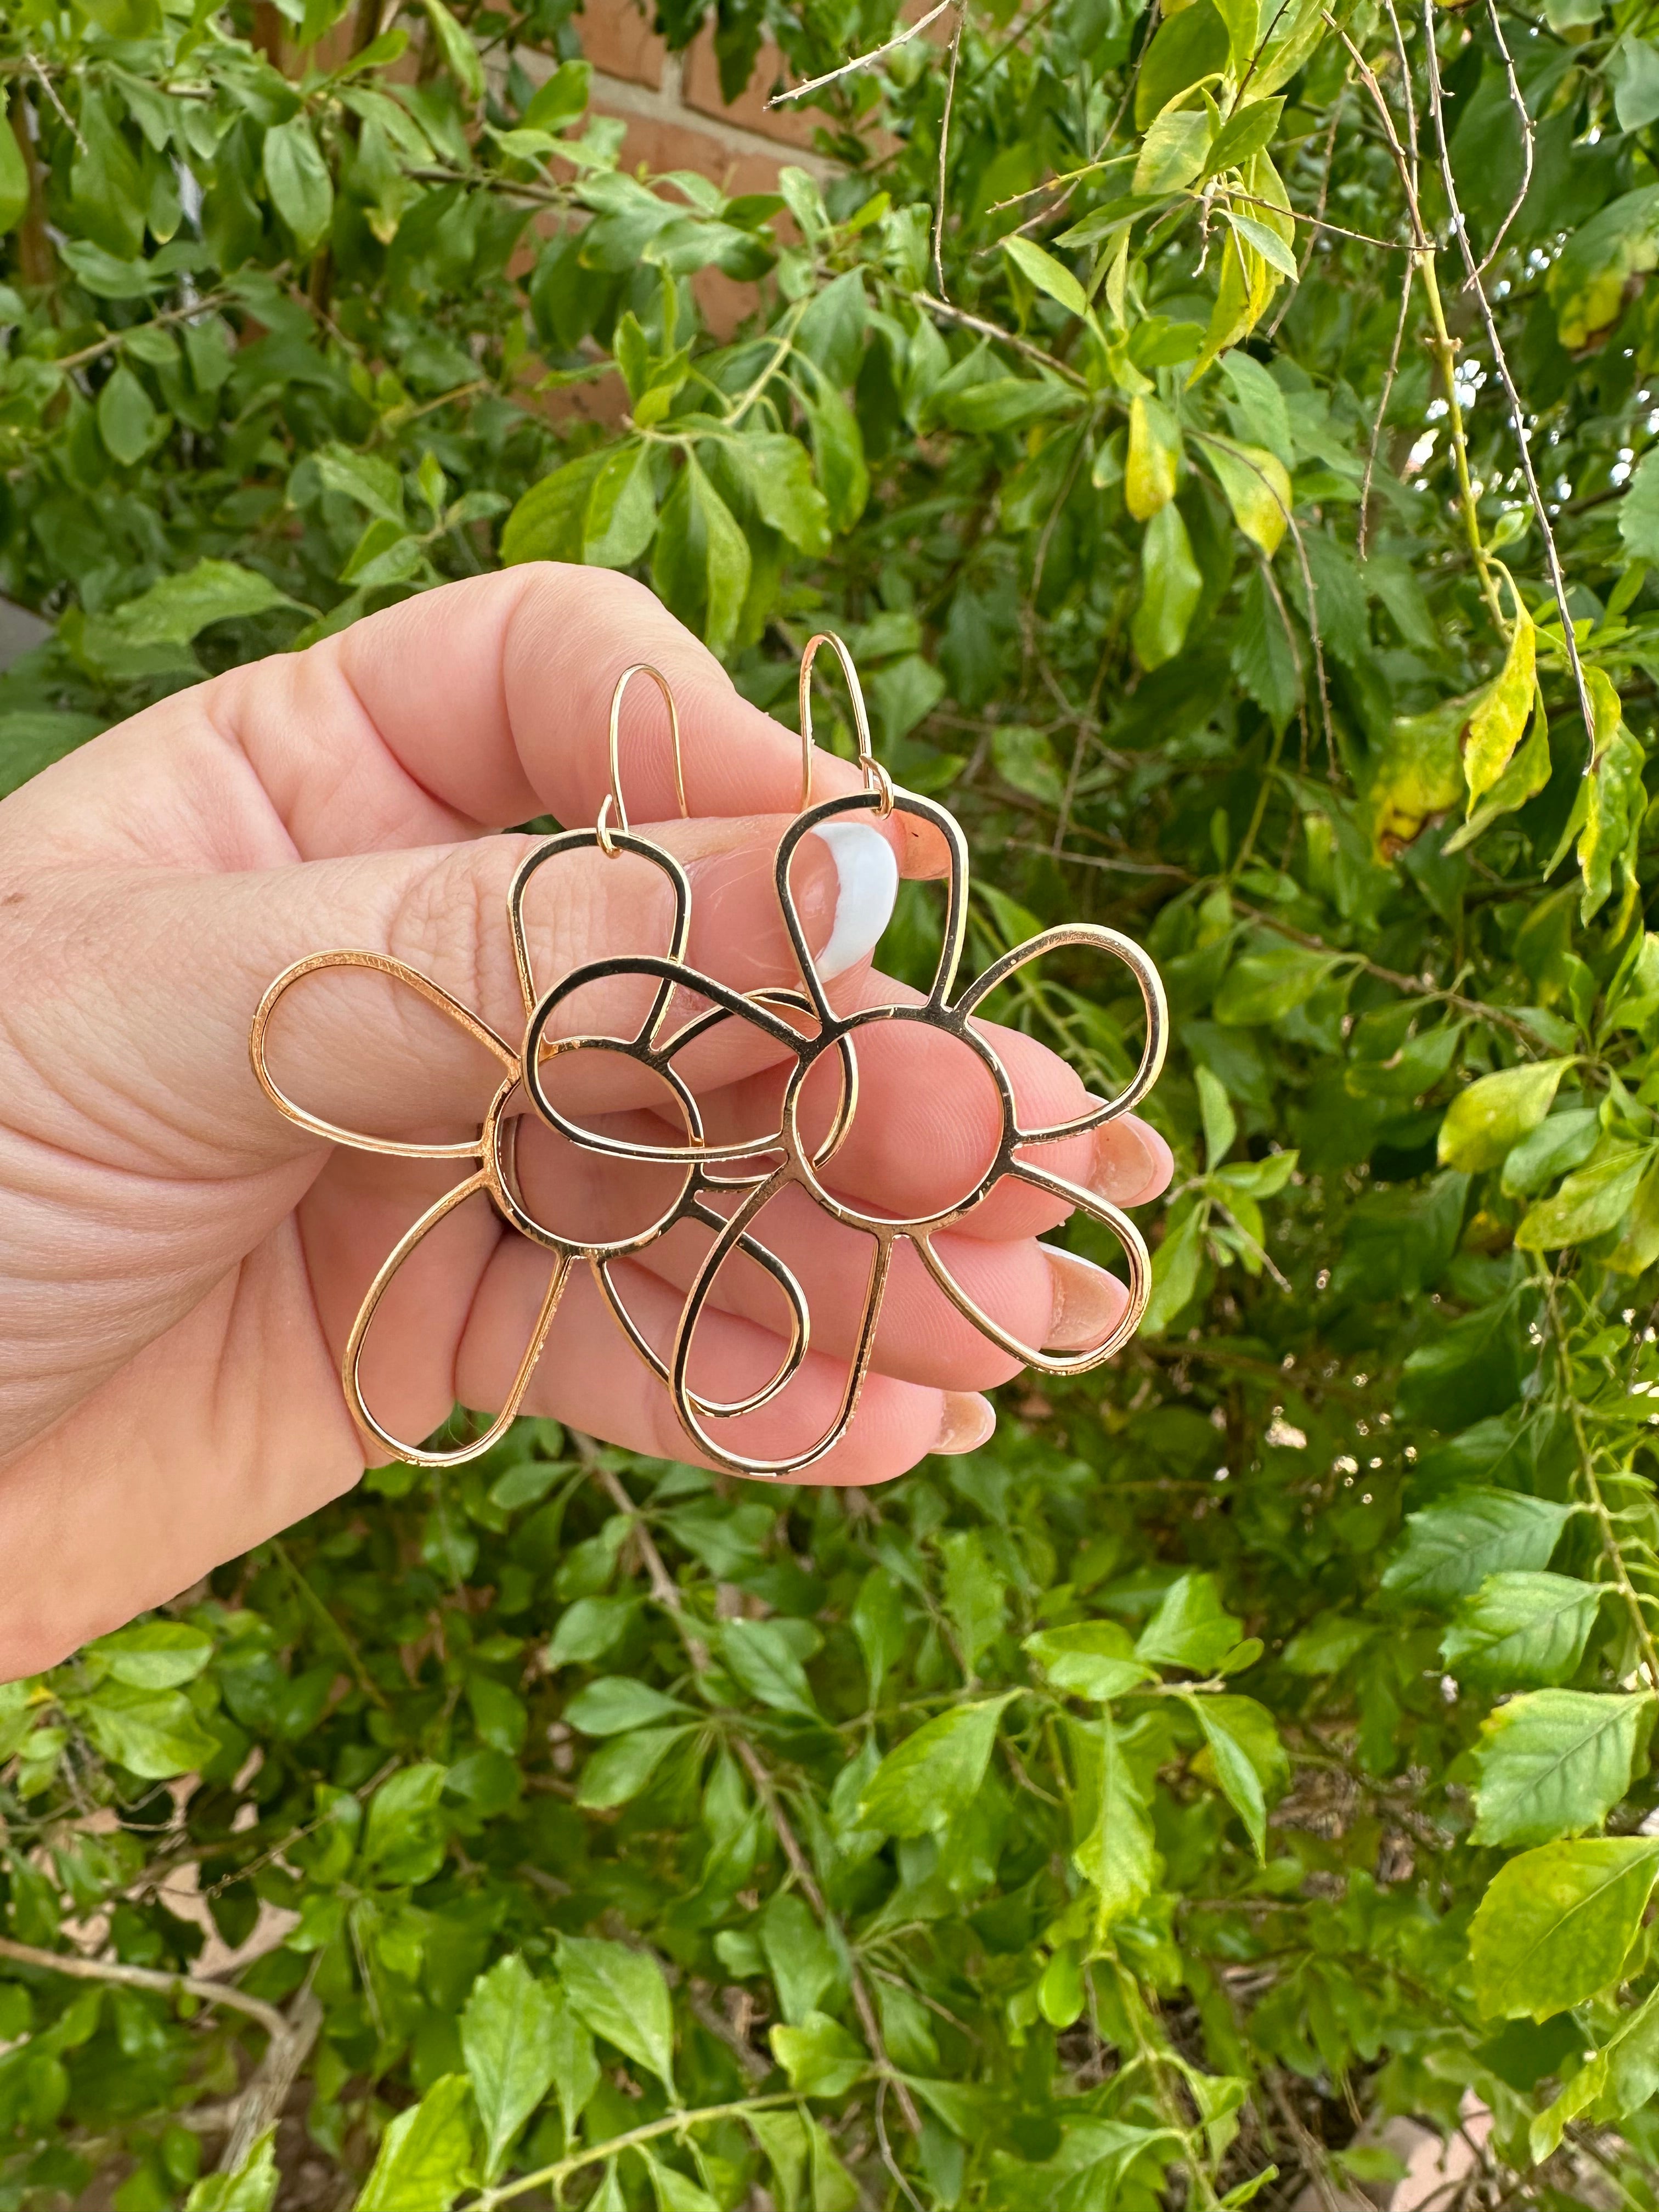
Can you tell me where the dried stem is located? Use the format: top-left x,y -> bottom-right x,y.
1420,0 -> 1595,749
933,1 -> 966,301
909,289 -> 1091,387
1360,254 -> 1415,558
1469,0 -> 1533,286
0,1936 -> 291,2043
770,0 -> 954,103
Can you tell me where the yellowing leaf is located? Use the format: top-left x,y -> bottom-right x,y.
1201,434 -> 1291,555
1463,595 -> 1537,805
1126,393 -> 1181,518
1437,1058 -> 1573,1173
1469,1837 -> 1659,2021
1132,501 -> 1201,667
1133,104 -> 1214,195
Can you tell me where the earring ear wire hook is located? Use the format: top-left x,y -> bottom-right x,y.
798,630 -> 894,815
596,663 -> 690,858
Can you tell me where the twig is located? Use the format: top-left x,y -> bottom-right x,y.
50,289 -> 238,375
910,290 -> 1091,387
578,1444 -> 925,2138
1211,185 -> 1406,252
481,2092 -> 803,2206
1380,0 -> 1419,201
26,52 -> 83,152
1360,253 -> 1415,558
218,1988 -> 323,2175
0,1936 -> 290,2044
1469,0 -> 1533,285
770,0 -> 955,103
933,1 -> 967,300
1420,0 -> 1596,751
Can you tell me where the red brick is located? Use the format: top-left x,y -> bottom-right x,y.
681,31 -> 825,151
577,0 -> 667,89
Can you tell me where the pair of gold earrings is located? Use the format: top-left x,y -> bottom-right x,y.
250,636 -> 1167,1476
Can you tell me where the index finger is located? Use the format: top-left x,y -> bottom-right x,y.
207,565 -> 947,872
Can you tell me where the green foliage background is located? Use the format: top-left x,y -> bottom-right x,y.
10,0 -> 1659,2200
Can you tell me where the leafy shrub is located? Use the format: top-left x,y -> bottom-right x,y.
7,0 -> 1659,2203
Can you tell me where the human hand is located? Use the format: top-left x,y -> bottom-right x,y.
0,567 -> 1171,1676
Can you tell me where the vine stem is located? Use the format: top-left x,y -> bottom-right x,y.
577,1444 -> 926,2141
475,2091 -> 803,2206
1539,1273 -> 1659,1694
0,1935 -> 290,2043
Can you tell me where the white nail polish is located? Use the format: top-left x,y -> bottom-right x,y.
812,823 -> 899,980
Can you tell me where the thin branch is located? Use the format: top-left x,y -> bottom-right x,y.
1380,0 -> 1419,202
578,1445 -> 925,2140
481,2092 -> 803,2207
0,1936 -> 290,2044
1360,252 -> 1415,558
218,1988 -> 323,2176
933,1 -> 967,301
769,0 -> 954,103
1420,0 -> 1596,751
1209,185 -> 1408,253
909,290 -> 1091,387
1468,0 -> 1533,285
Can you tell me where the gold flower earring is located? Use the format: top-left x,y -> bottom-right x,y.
249,663 -> 822,1465
530,631 -> 1170,1479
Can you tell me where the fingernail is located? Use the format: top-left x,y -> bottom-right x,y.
1043,1246 -> 1128,1351
811,823 -> 899,980
933,1390 -> 996,1456
1088,1115 -> 1164,1204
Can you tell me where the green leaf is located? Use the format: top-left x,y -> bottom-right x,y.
0,98 -> 27,239
1516,1147 -> 1649,1252
1136,1 -> 1229,127
1196,1066 -> 1238,1166
1441,1573 -> 1602,1689
1470,1689 -> 1654,1847
575,1725 -> 691,1809
857,1694 -> 1017,1837
1024,1622 -> 1155,1700
97,366 -> 158,467
1074,1710 -> 1155,1932
545,1986 -> 599,2142
1003,234 -> 1089,317
1136,1573 -> 1244,1672
1469,1838 -> 1659,2020
1227,211 -> 1298,280
1133,104 -> 1214,196
770,2011 -> 867,2097
262,120 -> 334,256
1621,447 -> 1659,561
641,2153 -> 723,2212
77,1685 -> 219,1780
651,453 -> 751,658
313,445 -> 406,527
544,1597 -> 638,1669
360,1763 -> 450,1886
88,561 -> 302,650
1214,945 -> 1339,1026
1438,1060 -> 1573,1174
84,1622 -> 213,1690
357,2076 -> 473,2212
1187,1694 -> 1286,1859
564,1677 -> 689,1735
760,1892 -> 840,2024
724,433 -> 829,555
461,1955 -> 560,2184
718,1618 -> 819,1718
1382,1491 -> 1576,1607
557,1936 -> 676,2092
422,0 -> 486,101
1132,501 -> 1202,669
583,442 -> 658,568
184,2131 -> 279,2212
1203,97 -> 1283,177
